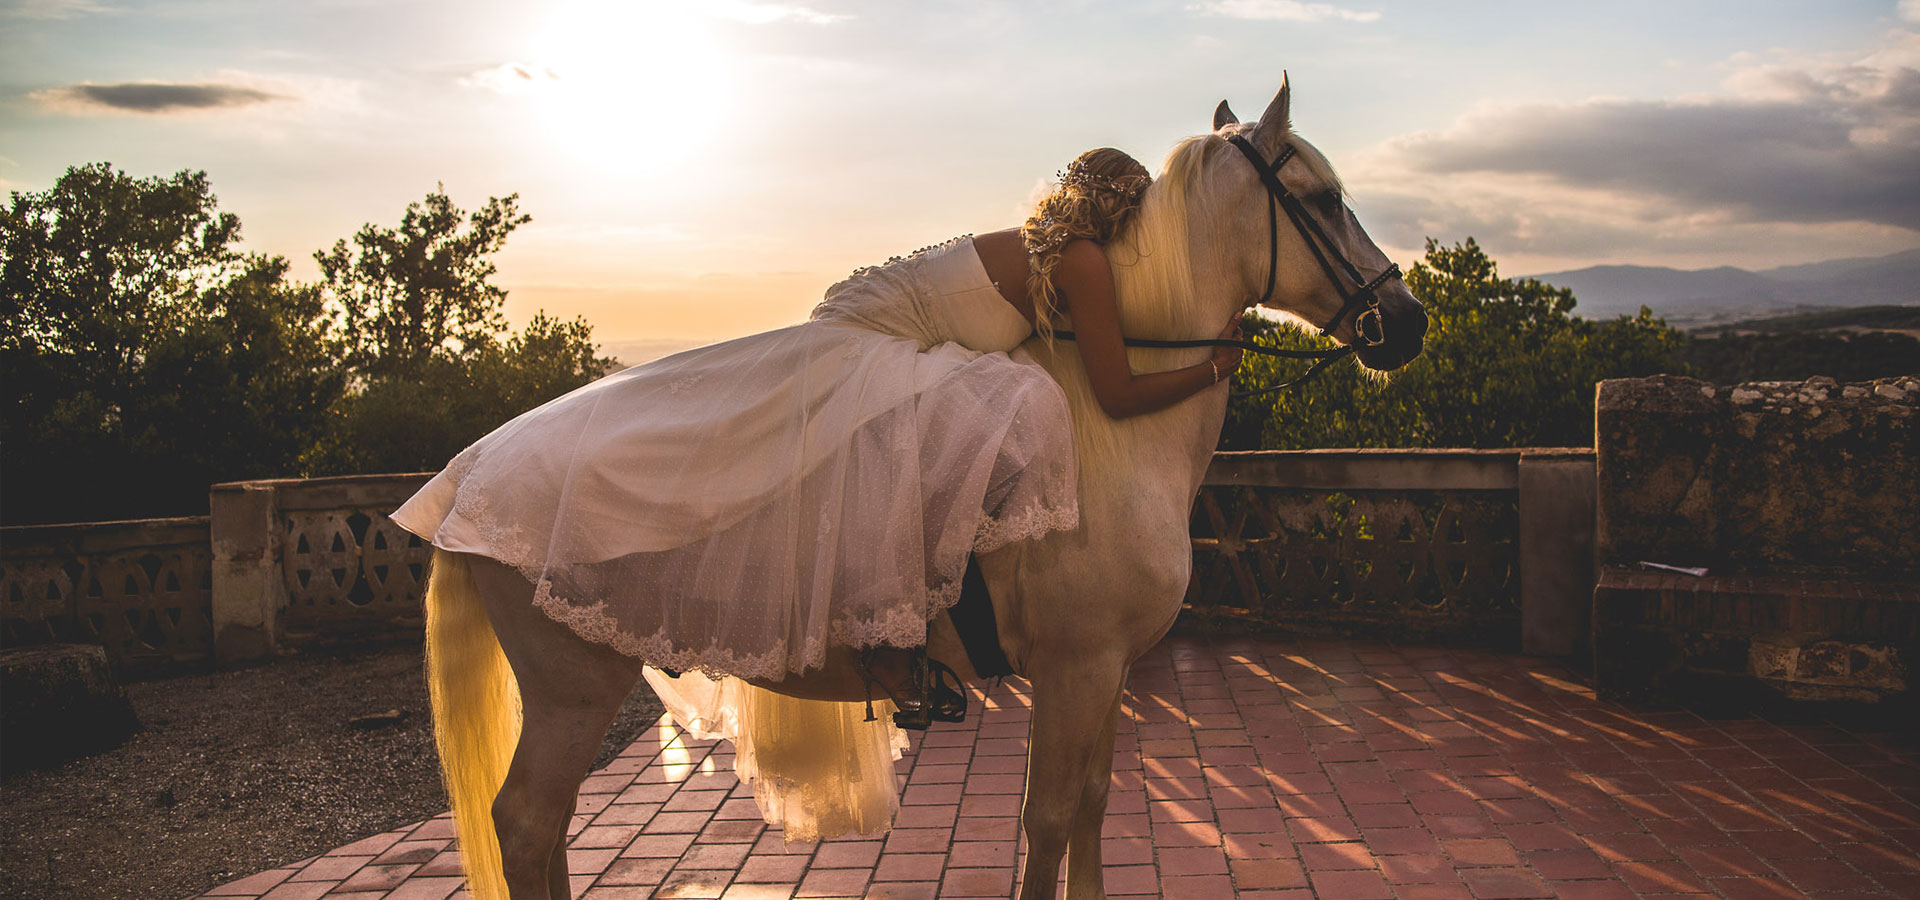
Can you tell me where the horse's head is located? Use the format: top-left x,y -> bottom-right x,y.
1207,75 -> 1427,372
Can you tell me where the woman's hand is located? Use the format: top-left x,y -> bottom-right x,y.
1209,317 -> 1245,384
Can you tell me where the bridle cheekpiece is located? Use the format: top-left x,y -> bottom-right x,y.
1224,133 -> 1400,349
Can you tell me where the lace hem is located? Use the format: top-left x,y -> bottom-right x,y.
975,501 -> 1080,554
502,496 -> 1078,681
530,579 -> 811,682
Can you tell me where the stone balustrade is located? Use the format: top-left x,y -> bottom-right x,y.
1591,374 -> 1919,702
0,516 -> 214,674
1187,449 -> 1595,652
4,452 -> 1599,674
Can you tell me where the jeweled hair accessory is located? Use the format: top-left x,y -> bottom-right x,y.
1056,159 -> 1150,200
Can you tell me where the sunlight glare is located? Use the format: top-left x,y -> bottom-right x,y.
530,0 -> 735,175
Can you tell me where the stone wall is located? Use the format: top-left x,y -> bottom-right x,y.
210,473 -> 434,658
1186,449 -> 1595,654
1592,374 -> 1919,701
0,517 -> 214,672
1596,374 -> 1918,576
5,453 -> 1600,675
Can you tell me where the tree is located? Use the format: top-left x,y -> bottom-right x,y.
308,191 -> 612,475
1222,238 -> 1685,451
317,188 -> 529,381
1,164 -> 344,524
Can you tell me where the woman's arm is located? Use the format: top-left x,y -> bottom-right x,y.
1050,239 -> 1243,419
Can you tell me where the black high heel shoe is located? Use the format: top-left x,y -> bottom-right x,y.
856,647 -> 968,731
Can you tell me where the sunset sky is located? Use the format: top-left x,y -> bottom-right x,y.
5,0 -> 1917,360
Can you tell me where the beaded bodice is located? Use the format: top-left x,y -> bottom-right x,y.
811,236 -> 1032,353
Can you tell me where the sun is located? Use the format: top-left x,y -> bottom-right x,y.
527,0 -> 735,175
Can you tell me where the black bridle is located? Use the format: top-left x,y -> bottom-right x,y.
1056,133 -> 1406,397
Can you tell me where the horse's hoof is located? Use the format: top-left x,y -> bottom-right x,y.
891,707 -> 935,731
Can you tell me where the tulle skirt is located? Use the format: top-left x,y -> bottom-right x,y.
393,318 -> 1078,681
645,668 -> 910,842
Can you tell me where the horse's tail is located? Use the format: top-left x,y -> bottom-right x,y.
423,550 -> 521,900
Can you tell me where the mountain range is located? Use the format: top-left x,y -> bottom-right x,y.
1524,248 -> 1920,326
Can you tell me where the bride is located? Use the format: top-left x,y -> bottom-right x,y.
390,147 -> 1244,717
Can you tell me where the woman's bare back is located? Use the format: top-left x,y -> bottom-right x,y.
971,227 -> 1040,326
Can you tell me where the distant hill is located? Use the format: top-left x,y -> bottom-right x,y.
1688,305 -> 1920,337
602,337 -> 707,369
1526,248 -> 1920,326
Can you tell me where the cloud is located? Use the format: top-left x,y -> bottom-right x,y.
460,62 -> 562,94
1188,0 -> 1380,23
1352,29 -> 1920,265
33,81 -> 285,114
1903,0 -> 1920,25
711,1 -> 850,25
4,0 -> 112,19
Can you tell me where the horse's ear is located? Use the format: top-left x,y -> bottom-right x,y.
1213,100 -> 1238,130
1255,72 -> 1292,136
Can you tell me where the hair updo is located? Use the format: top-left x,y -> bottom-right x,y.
1021,147 -> 1151,343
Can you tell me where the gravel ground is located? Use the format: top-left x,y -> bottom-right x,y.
0,640 -> 664,900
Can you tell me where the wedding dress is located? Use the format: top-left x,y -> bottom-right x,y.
393,235 -> 1079,840
390,235 -> 1079,681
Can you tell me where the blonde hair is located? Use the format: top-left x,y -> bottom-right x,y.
1028,135 -> 1217,475
1020,147 -> 1151,343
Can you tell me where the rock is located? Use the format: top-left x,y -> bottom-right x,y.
347,709 -> 409,730
1596,375 -> 1919,574
1,643 -> 140,773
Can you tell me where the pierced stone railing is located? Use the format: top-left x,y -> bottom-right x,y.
209,474 -> 434,657
3,451 -> 1599,672
0,517 -> 215,672
1186,449 -> 1595,650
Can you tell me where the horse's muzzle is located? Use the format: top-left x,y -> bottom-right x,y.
1353,289 -> 1428,371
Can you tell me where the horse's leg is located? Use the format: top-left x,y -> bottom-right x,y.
540,788 -> 580,900
471,560 -> 645,900
1018,657 -> 1127,900
1063,684 -> 1125,900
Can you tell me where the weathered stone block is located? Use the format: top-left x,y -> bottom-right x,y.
1593,567 -> 1918,701
1746,632 -> 1907,702
0,643 -> 139,772
1595,374 -> 1917,576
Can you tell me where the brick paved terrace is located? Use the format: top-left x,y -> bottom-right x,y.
195,636 -> 1920,900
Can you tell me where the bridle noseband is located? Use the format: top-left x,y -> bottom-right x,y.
1055,132 -> 1407,397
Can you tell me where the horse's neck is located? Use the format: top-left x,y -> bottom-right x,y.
1052,230 -> 1243,516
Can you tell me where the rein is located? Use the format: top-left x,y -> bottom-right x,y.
1050,133 -> 1406,399
1049,330 -> 1352,398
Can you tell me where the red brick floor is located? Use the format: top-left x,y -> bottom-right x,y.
196,636 -> 1920,899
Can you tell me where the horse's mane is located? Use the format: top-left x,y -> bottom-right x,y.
1105,133 -> 1215,342
1030,132 -> 1232,475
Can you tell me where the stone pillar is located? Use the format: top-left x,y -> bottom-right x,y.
1518,453 -> 1596,658
209,482 -> 286,663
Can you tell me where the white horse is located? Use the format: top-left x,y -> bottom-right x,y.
421,76 -> 1427,900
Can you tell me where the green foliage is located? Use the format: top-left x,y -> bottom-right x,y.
2,164 -> 343,524
2,166 -> 611,523
317,188 -> 529,381
304,189 -> 610,475
1223,238 -> 1686,451
310,312 -> 613,475
1678,330 -> 1918,384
